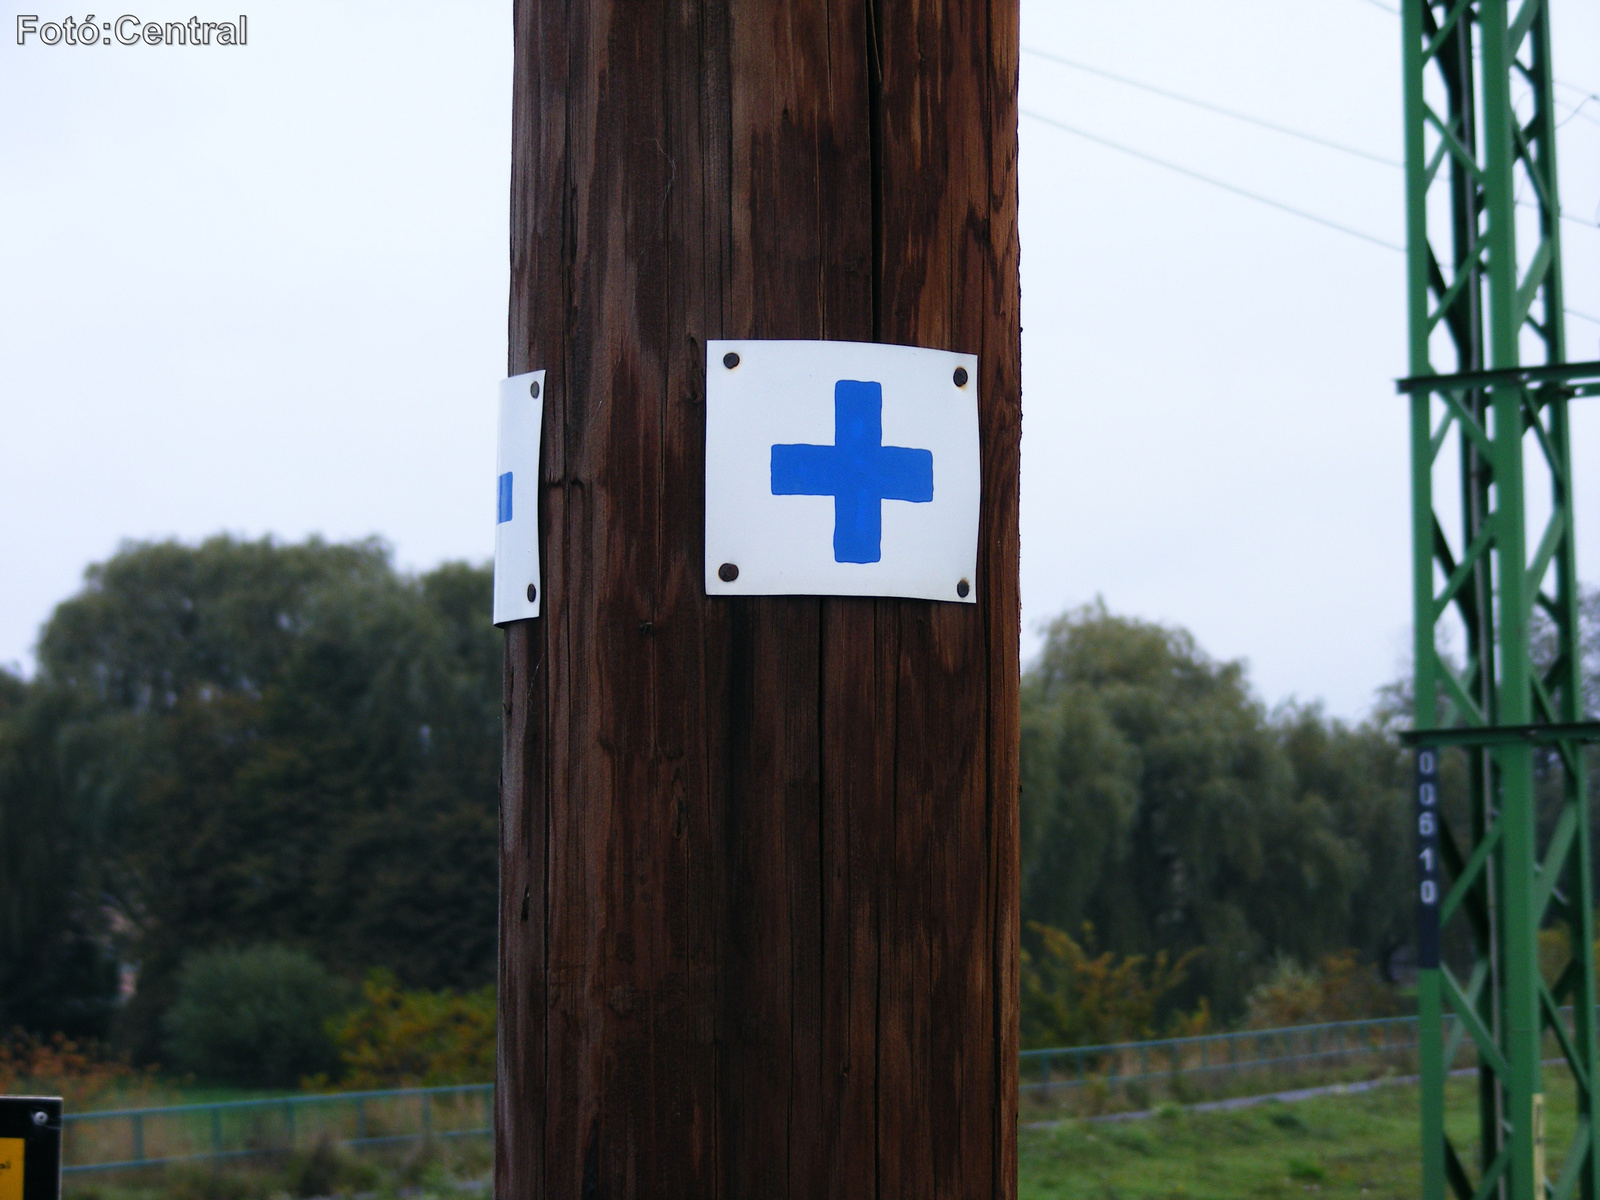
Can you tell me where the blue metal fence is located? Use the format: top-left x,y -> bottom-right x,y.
60,1083 -> 493,1175
1019,1014 -> 1424,1104
52,1009 -> 1580,1173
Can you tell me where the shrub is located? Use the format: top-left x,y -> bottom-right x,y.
285,1135 -> 377,1198
1020,921 -> 1205,1049
162,945 -> 350,1087
1242,956 -> 1321,1028
159,1164 -> 269,1200
1243,949 -> 1401,1028
330,970 -> 494,1088
0,1028 -> 160,1109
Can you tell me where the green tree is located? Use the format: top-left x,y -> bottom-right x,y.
1019,673 -> 1138,934
4,536 -> 501,1048
0,674 -> 125,1036
1270,704 -> 1411,971
1023,604 -> 1290,1014
1020,603 -> 1412,1020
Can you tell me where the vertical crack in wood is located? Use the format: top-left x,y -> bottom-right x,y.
866,0 -> 884,343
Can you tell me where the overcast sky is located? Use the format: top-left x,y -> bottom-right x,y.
2,1 -> 1597,720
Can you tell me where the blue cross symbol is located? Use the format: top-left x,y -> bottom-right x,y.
770,380 -> 934,564
497,472 -> 513,524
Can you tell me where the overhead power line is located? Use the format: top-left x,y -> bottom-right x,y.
1556,95 -> 1600,130
1021,46 -> 1403,167
1549,76 -> 1600,125
1019,108 -> 1406,251
1021,108 -> 1598,330
1022,46 -> 1600,234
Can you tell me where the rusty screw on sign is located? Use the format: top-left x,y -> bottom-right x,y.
718,563 -> 739,582
957,579 -> 970,598
953,366 -> 968,387
723,352 -> 740,369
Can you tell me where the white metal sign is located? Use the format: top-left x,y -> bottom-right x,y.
493,371 -> 545,625
705,340 -> 979,603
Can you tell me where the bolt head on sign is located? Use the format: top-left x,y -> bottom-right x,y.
705,340 -> 980,602
493,371 -> 545,625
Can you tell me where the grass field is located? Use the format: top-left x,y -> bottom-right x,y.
53,1068 -> 1585,1198
1019,1073 -> 1580,1199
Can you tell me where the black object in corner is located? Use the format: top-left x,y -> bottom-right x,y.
0,1096 -> 62,1200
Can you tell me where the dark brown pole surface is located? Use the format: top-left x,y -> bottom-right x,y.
498,2 -> 1019,1196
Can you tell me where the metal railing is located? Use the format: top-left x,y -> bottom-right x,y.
51,1008 -> 1593,1172
1020,1014 -> 1424,1101
1018,1009 -> 1600,1114
60,1083 -> 492,1175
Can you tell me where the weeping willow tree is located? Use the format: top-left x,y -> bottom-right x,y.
1020,603 -> 1415,1020
0,673 -> 127,1035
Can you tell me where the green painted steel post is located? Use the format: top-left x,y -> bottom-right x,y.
1483,4 -> 1542,1194
1400,0 -> 1445,1178
1524,12 -> 1600,1197
1401,2 -> 1596,1197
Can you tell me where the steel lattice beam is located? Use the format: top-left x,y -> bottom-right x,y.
1402,3 -> 1597,1198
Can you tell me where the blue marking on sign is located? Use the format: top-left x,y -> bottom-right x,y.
770,380 -> 933,564
497,472 -> 513,524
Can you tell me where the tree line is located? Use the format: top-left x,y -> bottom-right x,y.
3,536 -> 1596,1060
1,537 -> 501,1060
1019,593 -> 1600,1041
1020,604 -> 1414,1026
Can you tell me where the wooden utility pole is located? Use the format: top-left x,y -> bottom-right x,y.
497,2 -> 1020,1197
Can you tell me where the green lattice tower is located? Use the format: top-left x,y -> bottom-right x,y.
1402,3 -> 1600,1198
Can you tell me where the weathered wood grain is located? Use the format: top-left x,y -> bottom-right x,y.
498,1 -> 1020,1196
